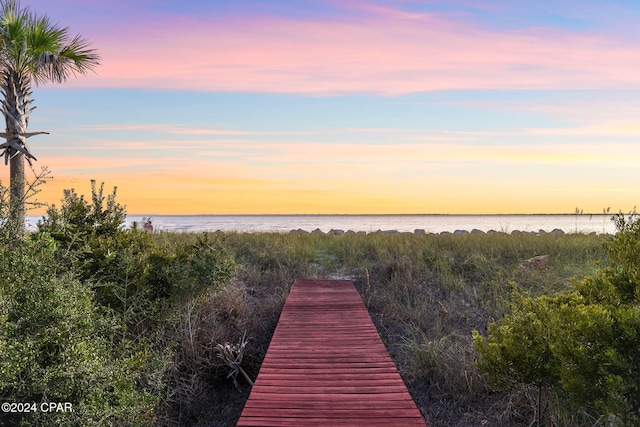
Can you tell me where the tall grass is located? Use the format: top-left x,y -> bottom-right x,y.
197,230 -> 609,427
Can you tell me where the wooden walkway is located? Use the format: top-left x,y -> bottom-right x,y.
236,279 -> 426,426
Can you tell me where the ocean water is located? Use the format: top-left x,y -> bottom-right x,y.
99,214 -> 619,234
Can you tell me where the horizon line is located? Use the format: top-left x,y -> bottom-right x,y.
58,212 -> 628,217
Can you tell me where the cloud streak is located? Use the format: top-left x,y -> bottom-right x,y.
53,4 -> 640,95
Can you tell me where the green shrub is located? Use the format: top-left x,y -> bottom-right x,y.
38,180 -> 125,240
38,180 -> 126,274
26,182 -> 237,425
38,183 -> 235,327
473,214 -> 640,425
0,233 -> 157,426
170,233 -> 236,299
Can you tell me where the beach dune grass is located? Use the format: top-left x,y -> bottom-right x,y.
167,229 -> 608,426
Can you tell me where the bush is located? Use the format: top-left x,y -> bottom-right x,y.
38,183 -> 235,326
473,214 -> 640,425
38,180 -> 125,240
0,180 -> 241,426
0,233 -> 157,426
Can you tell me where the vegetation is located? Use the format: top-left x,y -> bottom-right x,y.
0,181 -> 235,426
155,227 -> 611,426
0,0 -> 99,236
3,178 -> 639,426
474,214 -> 640,426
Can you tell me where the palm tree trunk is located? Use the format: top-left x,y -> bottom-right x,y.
2,70 -> 33,237
9,151 -> 25,235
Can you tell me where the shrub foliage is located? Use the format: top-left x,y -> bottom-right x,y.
0,181 -> 235,426
474,214 -> 640,425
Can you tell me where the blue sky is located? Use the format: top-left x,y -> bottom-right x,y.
5,0 -> 640,214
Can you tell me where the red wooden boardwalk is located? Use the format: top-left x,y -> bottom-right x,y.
236,279 -> 426,427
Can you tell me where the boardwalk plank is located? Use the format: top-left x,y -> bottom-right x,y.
236,279 -> 426,426
237,418 -> 426,427
244,385 -> 412,394
240,407 -> 424,418
243,399 -> 416,409
255,373 -> 402,380
242,392 -> 417,403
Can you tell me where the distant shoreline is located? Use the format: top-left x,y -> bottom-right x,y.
26,213 -> 622,235
121,213 -> 618,217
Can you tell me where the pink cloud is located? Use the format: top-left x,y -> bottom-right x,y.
51,4 -> 640,95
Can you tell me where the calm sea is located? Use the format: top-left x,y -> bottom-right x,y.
31,214 -> 617,234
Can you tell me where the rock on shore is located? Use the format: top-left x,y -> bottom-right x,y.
287,228 -> 577,235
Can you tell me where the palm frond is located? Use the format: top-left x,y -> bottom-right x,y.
0,0 -> 32,71
37,33 -> 100,84
0,0 -> 100,84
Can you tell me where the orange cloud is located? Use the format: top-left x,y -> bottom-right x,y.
8,138 -> 634,214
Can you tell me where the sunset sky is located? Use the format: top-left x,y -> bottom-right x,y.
4,0 -> 640,214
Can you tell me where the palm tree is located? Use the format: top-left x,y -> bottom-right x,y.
0,0 -> 99,236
